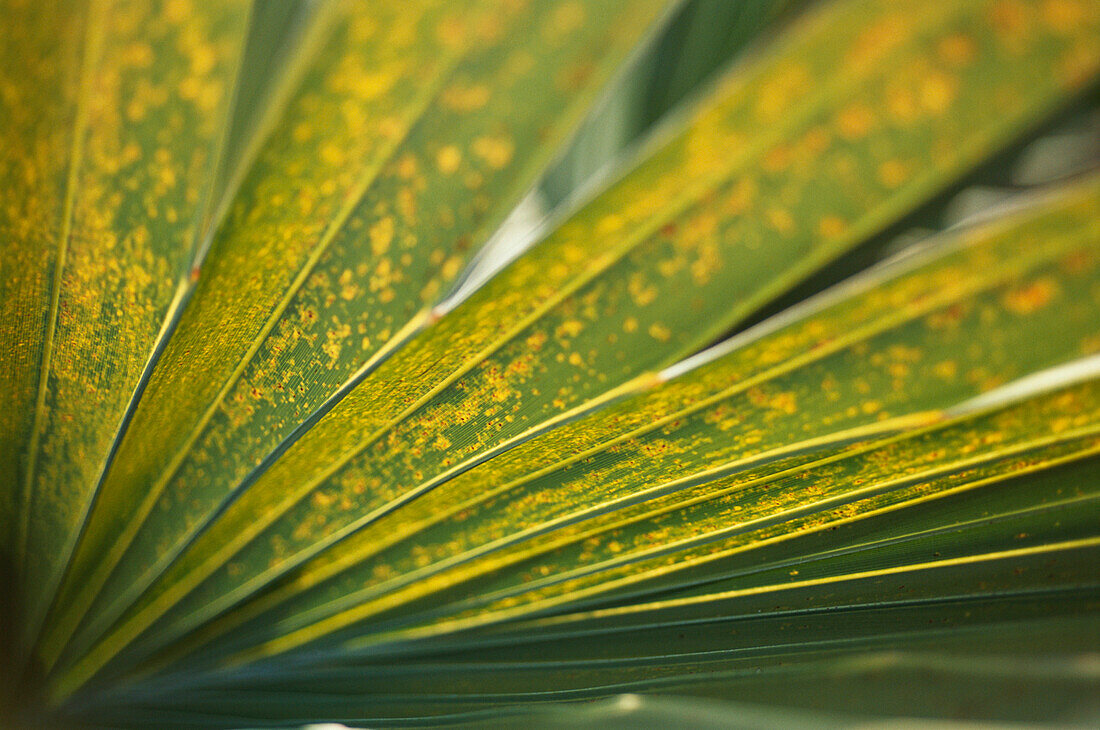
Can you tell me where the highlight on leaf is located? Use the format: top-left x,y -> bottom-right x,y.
0,0 -> 1097,727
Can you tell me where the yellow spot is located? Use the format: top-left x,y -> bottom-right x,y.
179,75 -> 202,101
988,0 -> 1031,47
755,64 -> 810,120
436,16 -> 467,49
628,274 -> 658,306
396,154 -> 418,179
442,83 -> 491,111
817,216 -> 847,239
886,86 -> 919,122
933,360 -> 958,379
648,323 -> 671,342
770,392 -> 797,414
441,256 -> 462,280
126,100 -> 147,122
878,159 -> 909,187
557,320 -> 584,338
846,15 -> 908,70
398,188 -> 417,222
800,127 -> 831,156
568,352 -> 584,367
189,43 -> 217,76
623,317 -> 638,333
1059,41 -> 1098,88
837,103 -> 875,139
351,71 -> 396,101
938,34 -> 976,66
120,143 -> 141,166
762,145 -> 790,172
1043,0 -> 1086,32
377,116 -> 402,139
723,178 -> 755,216
320,143 -> 345,166
472,135 -> 514,169
597,215 -> 624,234
920,72 -> 956,113
546,1 -> 585,40
766,208 -> 795,234
369,217 -> 394,256
527,331 -> 548,351
436,145 -> 462,174
338,269 -> 359,301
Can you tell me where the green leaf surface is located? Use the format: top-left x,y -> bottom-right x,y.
122,172 -> 1100,675
44,0 -> 675,673
74,589 -> 1100,725
0,0 -> 252,646
206,303 -> 1100,669
52,1 -> 1100,698
3,1 -> 1100,727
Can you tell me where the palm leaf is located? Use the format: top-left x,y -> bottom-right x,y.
1,0 -> 1098,727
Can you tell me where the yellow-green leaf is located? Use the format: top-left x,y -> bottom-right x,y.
0,0 -> 251,647
52,0 -> 1100,696
43,0 -> 675,671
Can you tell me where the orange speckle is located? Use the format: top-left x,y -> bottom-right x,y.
800,126 -> 831,156
837,103 -> 875,139
1043,0 -> 1087,32
723,177 -> 755,216
1059,41 -> 1099,89
396,154 -> 418,179
435,16 -> 467,48
988,0 -> 1031,47
1004,278 -> 1057,314
846,15 -> 908,70
770,392 -> 798,414
762,145 -> 791,172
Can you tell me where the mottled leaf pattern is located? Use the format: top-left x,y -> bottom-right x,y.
65,0 -> 1100,691
0,0 -> 252,642
138,174 -> 1100,670
0,0 -> 1098,726
150,173 -> 1100,668
45,0 -> 673,667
